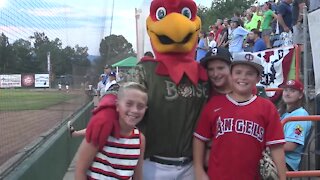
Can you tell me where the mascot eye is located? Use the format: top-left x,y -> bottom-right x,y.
156,7 -> 167,20
181,7 -> 192,19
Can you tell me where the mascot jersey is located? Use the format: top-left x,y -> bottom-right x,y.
134,61 -> 207,158
134,0 -> 208,158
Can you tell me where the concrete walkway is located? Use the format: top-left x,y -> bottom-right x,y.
63,152 -> 78,180
63,96 -> 99,180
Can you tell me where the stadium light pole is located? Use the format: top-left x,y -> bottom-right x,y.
135,8 -> 142,61
47,52 -> 51,88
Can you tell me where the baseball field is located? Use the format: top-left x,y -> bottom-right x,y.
0,89 -> 77,111
0,88 -> 89,168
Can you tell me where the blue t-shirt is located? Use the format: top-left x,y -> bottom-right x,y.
229,26 -> 249,54
196,38 -> 207,61
281,107 -> 312,171
253,38 -> 267,52
277,1 -> 293,33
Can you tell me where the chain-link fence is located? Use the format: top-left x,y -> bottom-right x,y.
0,0 -> 101,173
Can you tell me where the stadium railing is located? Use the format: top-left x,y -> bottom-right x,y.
282,115 -> 320,178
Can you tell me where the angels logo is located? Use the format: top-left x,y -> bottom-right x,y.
215,116 -> 264,142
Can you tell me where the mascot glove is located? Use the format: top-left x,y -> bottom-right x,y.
85,94 -> 120,149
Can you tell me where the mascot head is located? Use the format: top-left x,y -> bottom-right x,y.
146,0 -> 201,57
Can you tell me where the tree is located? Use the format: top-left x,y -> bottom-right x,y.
29,32 -> 54,73
11,39 -> 35,73
99,34 -> 135,66
198,0 -> 254,31
0,33 -> 15,73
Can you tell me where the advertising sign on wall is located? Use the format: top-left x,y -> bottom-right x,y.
0,74 -> 22,88
35,74 -> 49,88
21,74 -> 35,88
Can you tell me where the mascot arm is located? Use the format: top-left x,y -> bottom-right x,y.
85,94 -> 120,149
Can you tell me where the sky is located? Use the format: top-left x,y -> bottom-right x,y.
0,0 -> 211,56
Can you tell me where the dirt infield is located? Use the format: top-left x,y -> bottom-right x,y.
0,92 -> 90,167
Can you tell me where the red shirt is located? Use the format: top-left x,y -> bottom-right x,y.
214,26 -> 224,41
194,94 -> 284,180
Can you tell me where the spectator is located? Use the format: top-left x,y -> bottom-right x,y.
196,31 -> 209,61
278,79 -> 312,171
193,52 -> 286,180
210,25 -> 218,36
218,18 -> 231,48
75,82 -> 147,180
96,74 -> 106,97
277,0 -> 293,33
228,17 -> 249,55
102,64 -> 112,85
104,71 -> 117,93
208,31 -> 217,49
262,2 -> 278,48
244,11 -> 255,31
233,11 -> 244,27
249,29 -> 267,52
250,3 -> 263,30
292,0 -> 306,47
144,51 -> 154,58
214,19 -> 224,44
269,0 -> 278,12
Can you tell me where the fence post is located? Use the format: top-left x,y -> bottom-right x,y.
303,5 -> 308,106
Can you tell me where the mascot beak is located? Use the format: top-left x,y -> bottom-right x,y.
147,12 -> 201,53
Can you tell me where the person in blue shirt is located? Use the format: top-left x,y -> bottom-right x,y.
277,0 -> 293,34
196,31 -> 209,61
278,79 -> 312,171
228,17 -> 249,55
248,29 -> 267,52
102,64 -> 112,85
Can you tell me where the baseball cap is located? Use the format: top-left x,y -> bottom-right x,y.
231,52 -> 264,74
104,64 -> 111,69
230,17 -> 239,22
200,47 -> 232,68
281,79 -> 304,92
109,71 -> 116,77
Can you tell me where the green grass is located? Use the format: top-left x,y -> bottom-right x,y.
0,89 -> 77,111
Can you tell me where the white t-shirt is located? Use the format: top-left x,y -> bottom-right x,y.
104,80 -> 117,91
209,40 -> 217,48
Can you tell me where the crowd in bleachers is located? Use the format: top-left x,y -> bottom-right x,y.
196,0 -> 308,61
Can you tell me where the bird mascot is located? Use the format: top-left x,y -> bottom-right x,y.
85,0 -> 207,179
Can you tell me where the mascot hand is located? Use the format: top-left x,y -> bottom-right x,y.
85,94 -> 120,149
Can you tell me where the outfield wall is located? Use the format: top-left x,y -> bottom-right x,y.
1,101 -> 93,180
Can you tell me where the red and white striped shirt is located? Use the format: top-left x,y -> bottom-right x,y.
87,128 -> 141,180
